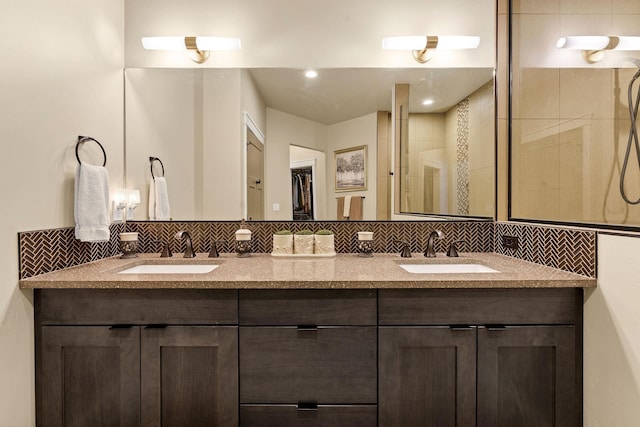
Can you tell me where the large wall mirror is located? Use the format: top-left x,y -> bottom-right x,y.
123,0 -> 496,222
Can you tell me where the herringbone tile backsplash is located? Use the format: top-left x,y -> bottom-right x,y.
18,220 -> 596,279
494,222 -> 596,278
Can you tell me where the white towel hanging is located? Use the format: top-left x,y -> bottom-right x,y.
74,163 -> 111,242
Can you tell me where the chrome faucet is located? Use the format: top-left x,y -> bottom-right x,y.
175,231 -> 196,258
424,230 -> 444,257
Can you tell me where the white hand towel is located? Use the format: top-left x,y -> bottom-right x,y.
74,163 -> 111,242
343,195 -> 352,218
149,177 -> 171,220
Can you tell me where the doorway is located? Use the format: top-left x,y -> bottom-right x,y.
246,128 -> 264,220
243,112 -> 265,221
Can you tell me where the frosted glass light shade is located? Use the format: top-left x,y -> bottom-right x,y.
382,35 -> 480,50
613,36 -> 640,51
141,36 -> 241,51
556,36 -> 610,50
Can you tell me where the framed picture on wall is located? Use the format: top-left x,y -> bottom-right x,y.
334,145 -> 367,191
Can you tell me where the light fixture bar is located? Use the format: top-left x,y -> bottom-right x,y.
382,35 -> 480,50
382,35 -> 480,63
141,36 -> 241,63
556,35 -> 640,63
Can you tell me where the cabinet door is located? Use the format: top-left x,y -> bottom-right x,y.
141,326 -> 238,427
477,326 -> 577,427
39,326 -> 140,427
379,326 -> 477,427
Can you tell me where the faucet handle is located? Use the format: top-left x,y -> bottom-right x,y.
392,239 -> 412,258
208,240 -> 227,258
447,240 -> 467,257
153,240 -> 172,258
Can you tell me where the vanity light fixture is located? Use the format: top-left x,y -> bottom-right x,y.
556,36 -> 640,63
126,189 -> 140,221
113,189 -> 128,222
382,35 -> 480,63
141,36 -> 241,64
113,189 -> 141,221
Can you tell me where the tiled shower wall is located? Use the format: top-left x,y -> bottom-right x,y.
18,220 -> 597,279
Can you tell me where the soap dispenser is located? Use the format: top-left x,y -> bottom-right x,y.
235,219 -> 252,257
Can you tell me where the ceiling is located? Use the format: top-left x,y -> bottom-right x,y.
249,68 -> 494,125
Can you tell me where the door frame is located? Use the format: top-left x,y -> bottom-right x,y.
242,112 -> 265,220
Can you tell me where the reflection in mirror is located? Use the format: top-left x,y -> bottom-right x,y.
397,69 -> 495,218
125,68 -> 495,221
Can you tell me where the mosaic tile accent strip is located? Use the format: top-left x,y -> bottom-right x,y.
19,223 -> 125,279
494,222 -> 596,278
456,98 -> 470,215
18,220 -> 596,280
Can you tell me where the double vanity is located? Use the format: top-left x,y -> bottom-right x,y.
21,252 -> 594,427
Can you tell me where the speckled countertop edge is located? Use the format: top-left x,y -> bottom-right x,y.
18,252 -> 596,290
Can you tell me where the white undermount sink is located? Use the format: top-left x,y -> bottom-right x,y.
118,264 -> 219,274
399,263 -> 499,274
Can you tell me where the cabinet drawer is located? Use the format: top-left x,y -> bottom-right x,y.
36,289 -> 238,325
240,404 -> 377,427
239,289 -> 376,325
379,288 -> 582,325
239,326 -> 376,404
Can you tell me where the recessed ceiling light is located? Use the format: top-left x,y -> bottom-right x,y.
304,70 -> 318,78
422,99 -> 434,105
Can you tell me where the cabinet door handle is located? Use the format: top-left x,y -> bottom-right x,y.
144,324 -> 168,329
486,325 -> 507,331
297,401 -> 318,411
297,325 -> 318,331
109,324 -> 134,329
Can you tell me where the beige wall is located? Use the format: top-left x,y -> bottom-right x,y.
125,69 -> 201,219
585,234 -> 640,426
125,69 -> 266,220
124,0 -> 496,69
0,1 -> 125,425
327,113 -> 378,220
265,109 -> 328,220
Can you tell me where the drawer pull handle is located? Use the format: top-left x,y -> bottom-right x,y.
109,324 -> 133,329
450,325 -> 474,331
144,324 -> 168,329
297,402 -> 318,411
486,325 -> 507,331
297,325 -> 318,331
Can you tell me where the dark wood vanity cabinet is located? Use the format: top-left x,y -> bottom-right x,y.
378,288 -> 583,427
35,289 -> 239,427
35,287 -> 582,427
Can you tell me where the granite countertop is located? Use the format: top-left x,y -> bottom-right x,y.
19,252 -> 596,289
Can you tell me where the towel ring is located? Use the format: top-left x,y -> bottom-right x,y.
76,136 -> 106,166
149,156 -> 165,179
